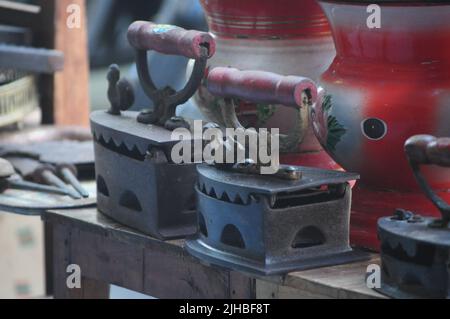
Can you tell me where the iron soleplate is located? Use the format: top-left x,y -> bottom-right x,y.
186,238 -> 369,276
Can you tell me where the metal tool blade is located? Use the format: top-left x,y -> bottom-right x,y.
58,166 -> 90,198
7,177 -> 76,198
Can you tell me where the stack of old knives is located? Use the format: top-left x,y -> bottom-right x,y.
0,138 -> 96,215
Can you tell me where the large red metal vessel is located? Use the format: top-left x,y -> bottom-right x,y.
312,1 -> 450,250
194,0 -> 339,170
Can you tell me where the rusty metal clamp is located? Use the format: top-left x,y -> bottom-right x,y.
126,21 -> 216,129
405,135 -> 450,227
205,67 -> 317,179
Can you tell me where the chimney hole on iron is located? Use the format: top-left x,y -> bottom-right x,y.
97,175 -> 109,197
119,190 -> 142,212
221,224 -> 246,249
292,226 -> 326,249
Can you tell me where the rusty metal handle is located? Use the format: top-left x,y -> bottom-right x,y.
405,135 -> 450,167
126,21 -> 216,127
206,67 -> 317,108
405,135 -> 450,224
128,21 -> 215,59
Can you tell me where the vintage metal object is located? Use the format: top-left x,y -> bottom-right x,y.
4,156 -> 82,200
186,67 -> 368,275
0,126 -> 95,179
378,135 -> 450,299
205,67 -> 319,160
189,0 -> 339,171
56,164 -> 90,198
0,1 -> 41,30
0,128 -> 97,215
0,178 -> 95,217
311,1 -> 450,250
7,140 -> 95,167
187,165 -> 367,276
31,163 -> 81,200
91,21 -> 215,240
0,158 -> 78,199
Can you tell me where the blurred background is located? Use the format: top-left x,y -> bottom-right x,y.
87,0 -> 207,113
0,0 -> 206,299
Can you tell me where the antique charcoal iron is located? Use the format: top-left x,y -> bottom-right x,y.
378,135 -> 450,299
91,21 -> 215,240
186,68 -> 368,275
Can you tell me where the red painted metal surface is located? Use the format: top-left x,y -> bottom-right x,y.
314,1 -> 450,250
195,0 -> 339,171
200,0 -> 332,39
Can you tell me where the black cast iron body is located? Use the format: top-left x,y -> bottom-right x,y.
186,165 -> 368,275
378,214 -> 450,299
378,135 -> 450,299
91,21 -> 215,239
91,111 -> 198,239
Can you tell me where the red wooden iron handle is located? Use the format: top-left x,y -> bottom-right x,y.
405,135 -> 450,167
127,21 -> 215,59
206,67 -> 318,108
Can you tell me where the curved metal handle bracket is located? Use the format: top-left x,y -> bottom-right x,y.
135,45 -> 209,129
405,135 -> 450,227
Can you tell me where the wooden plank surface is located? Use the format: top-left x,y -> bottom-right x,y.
47,210 -> 255,299
52,222 -> 110,299
46,209 -> 385,299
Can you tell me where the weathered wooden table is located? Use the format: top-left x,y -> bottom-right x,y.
45,209 -> 385,299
